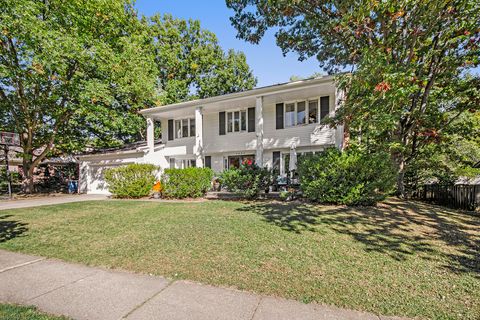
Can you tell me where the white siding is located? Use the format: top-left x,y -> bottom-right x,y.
203,112 -> 257,154
160,119 -> 195,156
144,79 -> 341,173
202,92 -> 336,155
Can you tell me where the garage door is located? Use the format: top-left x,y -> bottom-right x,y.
88,166 -> 111,195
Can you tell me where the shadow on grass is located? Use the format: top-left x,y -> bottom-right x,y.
237,199 -> 480,276
0,214 -> 28,243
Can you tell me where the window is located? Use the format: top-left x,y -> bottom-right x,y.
175,120 -> 181,139
225,110 -> 249,133
272,151 -> 281,174
174,118 -> 195,139
174,159 -> 197,169
227,112 -> 233,132
308,100 -> 318,124
234,111 -> 240,132
280,150 -> 323,175
281,97 -> 329,127
182,119 -> 188,138
297,101 -> 306,125
189,118 -> 195,137
241,110 -> 247,131
205,156 -> 212,169
228,155 -> 255,169
285,103 -> 295,127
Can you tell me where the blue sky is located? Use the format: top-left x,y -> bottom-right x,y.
135,0 -> 479,87
135,0 -> 322,87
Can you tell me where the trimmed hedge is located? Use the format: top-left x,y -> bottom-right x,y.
104,163 -> 158,198
220,161 -> 272,199
161,167 -> 213,198
298,147 -> 396,205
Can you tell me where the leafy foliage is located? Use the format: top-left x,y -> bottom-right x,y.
220,161 -> 272,199
104,164 -> 158,198
0,0 -> 157,191
227,0 -> 480,196
161,167 -> 213,198
149,14 -> 257,105
298,147 -> 396,205
405,110 -> 480,191
0,4 -> 257,193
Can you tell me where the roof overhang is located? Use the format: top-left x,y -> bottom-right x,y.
75,149 -> 145,161
139,75 -> 337,118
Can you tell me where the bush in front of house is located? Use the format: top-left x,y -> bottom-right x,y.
298,146 -> 396,206
161,167 -> 213,198
220,160 -> 272,199
104,163 -> 158,198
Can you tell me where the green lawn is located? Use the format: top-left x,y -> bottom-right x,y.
0,304 -> 69,320
0,199 -> 478,320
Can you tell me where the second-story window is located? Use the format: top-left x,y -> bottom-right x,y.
308,100 -> 318,124
227,110 -> 248,133
282,96 -> 329,128
175,118 -> 195,139
297,101 -> 306,125
285,103 -> 295,127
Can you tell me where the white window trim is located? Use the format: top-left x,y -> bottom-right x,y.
170,157 -> 197,169
279,148 -> 324,175
225,108 -> 250,135
174,117 -> 195,140
282,95 -> 331,128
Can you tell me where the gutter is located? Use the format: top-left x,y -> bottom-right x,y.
75,149 -> 146,161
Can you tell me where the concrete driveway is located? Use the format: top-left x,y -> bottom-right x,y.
0,194 -> 107,211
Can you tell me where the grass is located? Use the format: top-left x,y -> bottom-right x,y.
0,304 -> 69,320
0,199 -> 478,320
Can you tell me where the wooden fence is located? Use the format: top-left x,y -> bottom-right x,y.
416,184 -> 480,211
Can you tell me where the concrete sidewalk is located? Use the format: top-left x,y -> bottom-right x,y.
0,194 -> 107,211
0,250 -> 406,320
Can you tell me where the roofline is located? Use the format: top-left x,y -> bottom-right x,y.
139,75 -> 338,116
75,149 -> 145,160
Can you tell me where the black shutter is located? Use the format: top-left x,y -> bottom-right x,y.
205,156 -> 211,169
276,103 -> 284,129
219,112 -> 226,135
168,119 -> 174,141
320,96 -> 329,120
247,107 -> 255,132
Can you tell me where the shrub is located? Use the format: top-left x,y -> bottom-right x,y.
298,146 -> 396,206
220,161 -> 272,199
161,167 -> 213,198
104,164 -> 158,198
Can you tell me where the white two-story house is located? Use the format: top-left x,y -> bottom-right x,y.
78,75 -> 344,194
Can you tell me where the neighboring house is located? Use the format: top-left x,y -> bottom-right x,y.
77,75 -> 345,194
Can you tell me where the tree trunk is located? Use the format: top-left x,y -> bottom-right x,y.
342,116 -> 351,150
22,158 -> 35,194
394,153 -> 406,198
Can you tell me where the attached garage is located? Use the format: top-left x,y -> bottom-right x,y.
76,146 -> 147,195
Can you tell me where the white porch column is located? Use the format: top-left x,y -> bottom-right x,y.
146,117 -> 154,153
195,106 -> 204,167
255,96 -> 264,166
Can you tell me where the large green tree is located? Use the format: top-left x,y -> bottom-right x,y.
0,0 -> 157,192
227,0 -> 480,196
149,14 -> 257,105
